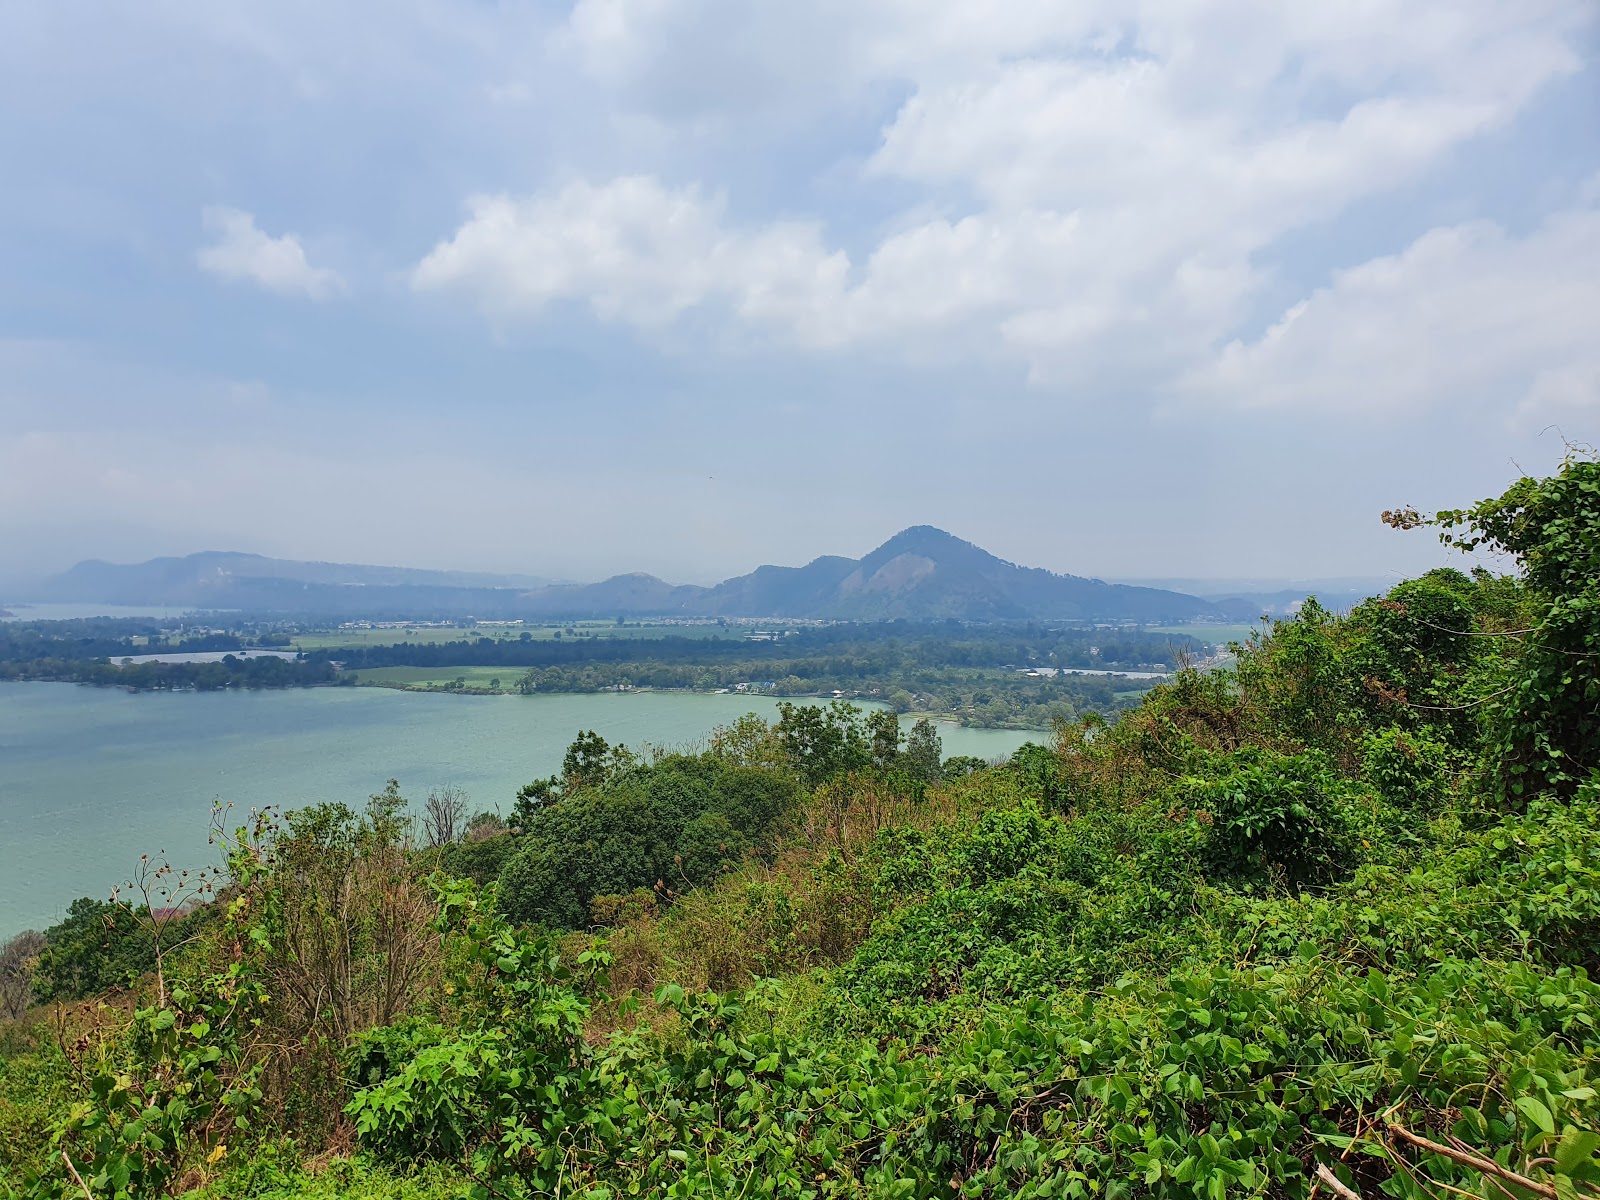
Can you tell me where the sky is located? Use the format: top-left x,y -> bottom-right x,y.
1,1 -> 1597,590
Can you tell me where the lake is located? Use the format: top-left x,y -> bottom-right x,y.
0,682 -> 1045,936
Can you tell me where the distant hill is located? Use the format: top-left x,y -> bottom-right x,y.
39,531 -> 1227,622
516,527 -> 1225,622
36,551 -> 548,610
721,526 -> 1221,621
1116,576 -> 1393,616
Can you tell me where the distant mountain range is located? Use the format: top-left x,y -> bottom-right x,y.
35,530 -> 1288,623
518,527 -> 1248,622
1114,575 -> 1399,617
39,551 -> 546,602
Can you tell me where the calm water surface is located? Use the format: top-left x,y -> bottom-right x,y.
0,682 -> 1042,935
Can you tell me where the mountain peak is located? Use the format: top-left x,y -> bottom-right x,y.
877,525 -> 967,551
859,526 -> 1001,576
867,525 -> 984,561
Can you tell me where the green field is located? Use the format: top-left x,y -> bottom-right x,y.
350,665 -> 519,690
1142,622 -> 1263,646
294,621 -> 742,651
294,628 -> 504,650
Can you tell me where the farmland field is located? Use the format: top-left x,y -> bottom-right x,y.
292,621 -> 744,651
1141,622 -> 1262,646
347,665 -> 519,689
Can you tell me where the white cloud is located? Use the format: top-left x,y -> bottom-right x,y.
1180,205 -> 1600,419
414,180 -> 1107,355
412,177 -> 850,337
419,0 -> 1595,402
559,0 -> 1589,119
6,0 -> 1596,584
197,207 -> 344,299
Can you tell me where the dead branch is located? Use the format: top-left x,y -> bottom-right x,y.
1315,1163 -> 1363,1200
62,1152 -> 95,1200
1386,1121 -> 1556,1200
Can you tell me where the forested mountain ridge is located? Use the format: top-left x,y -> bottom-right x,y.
36,550 -> 548,608
37,529 -> 1239,621
523,526 -> 1237,621
696,525 -> 1228,620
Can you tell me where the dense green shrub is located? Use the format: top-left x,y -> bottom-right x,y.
1185,748 -> 1353,887
347,876 -> 1600,1200
31,899 -> 156,1003
436,830 -> 518,884
45,972 -> 268,1199
344,1015 -> 451,1093
347,879 -> 605,1187
498,754 -> 801,929
1006,742 -> 1069,811
1361,725 -> 1452,812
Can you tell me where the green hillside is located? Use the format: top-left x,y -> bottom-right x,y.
2,456 -> 1597,1200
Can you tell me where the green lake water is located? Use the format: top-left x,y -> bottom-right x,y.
0,682 -> 1043,935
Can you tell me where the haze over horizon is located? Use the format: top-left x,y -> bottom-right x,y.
9,539 -> 1409,599
3,2 -> 1597,588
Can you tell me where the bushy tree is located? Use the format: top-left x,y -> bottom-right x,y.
1426,453 -> 1600,801
498,754 -> 801,928
942,754 -> 989,780
708,712 -> 786,770
903,717 -> 943,784
866,708 -> 903,769
561,729 -> 635,790
511,775 -> 559,830
0,930 -> 44,1019
31,898 -> 155,1002
774,700 -> 871,787
1233,597 -> 1349,753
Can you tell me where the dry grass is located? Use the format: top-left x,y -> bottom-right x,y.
573,768 -> 1031,1036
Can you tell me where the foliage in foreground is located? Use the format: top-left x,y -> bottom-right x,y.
343,787 -> 1600,1199
2,454 -> 1598,1200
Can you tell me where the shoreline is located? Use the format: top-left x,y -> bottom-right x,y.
348,678 -> 1056,734
0,676 -> 1057,735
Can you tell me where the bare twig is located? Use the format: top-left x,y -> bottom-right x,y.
1405,683 -> 1520,713
1406,617 -> 1540,639
1386,1122 -> 1556,1200
62,1152 -> 95,1200
1314,1100 -> 1374,1200
1315,1163 -> 1362,1200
